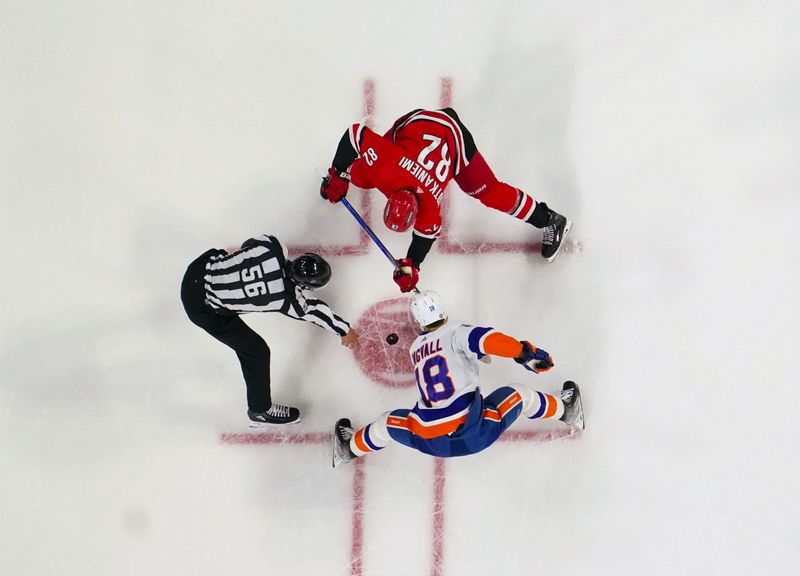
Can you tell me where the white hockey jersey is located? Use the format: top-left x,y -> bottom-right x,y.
404,321 -> 498,438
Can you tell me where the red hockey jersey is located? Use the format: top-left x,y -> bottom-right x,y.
346,109 -> 472,238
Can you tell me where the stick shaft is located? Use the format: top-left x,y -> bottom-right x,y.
340,197 -> 420,293
340,198 -> 401,270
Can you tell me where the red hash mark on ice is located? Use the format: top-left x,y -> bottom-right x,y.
220,428 -> 577,576
287,79 -> 376,259
437,77 -> 539,257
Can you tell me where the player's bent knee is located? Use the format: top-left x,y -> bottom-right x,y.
455,152 -> 498,195
371,412 -> 393,442
473,181 -> 521,214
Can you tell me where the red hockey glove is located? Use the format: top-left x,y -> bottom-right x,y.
392,258 -> 419,293
514,341 -> 554,373
320,167 -> 350,203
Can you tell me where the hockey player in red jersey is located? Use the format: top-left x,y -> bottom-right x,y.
331,290 -> 584,468
320,108 -> 572,293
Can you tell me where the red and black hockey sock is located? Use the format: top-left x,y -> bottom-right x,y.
526,201 -> 551,228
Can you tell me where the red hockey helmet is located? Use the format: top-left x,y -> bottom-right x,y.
383,189 -> 419,232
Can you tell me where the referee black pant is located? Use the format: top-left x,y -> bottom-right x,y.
181,249 -> 272,413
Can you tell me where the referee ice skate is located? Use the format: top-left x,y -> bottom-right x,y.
181,234 -> 358,426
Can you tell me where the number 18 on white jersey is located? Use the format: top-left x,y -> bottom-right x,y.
410,321 -> 494,409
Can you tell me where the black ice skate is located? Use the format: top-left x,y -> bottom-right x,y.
541,211 -> 572,262
248,404 -> 301,427
332,418 -> 356,468
559,381 -> 585,430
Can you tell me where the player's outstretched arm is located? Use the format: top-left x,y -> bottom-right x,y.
286,293 -> 353,340
464,327 -> 554,373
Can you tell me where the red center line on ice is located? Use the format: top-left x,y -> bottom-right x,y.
351,457 -> 366,576
219,429 -> 575,447
217,430 -> 361,575
431,457 -> 446,576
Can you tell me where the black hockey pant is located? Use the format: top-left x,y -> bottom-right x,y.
180,250 -> 272,412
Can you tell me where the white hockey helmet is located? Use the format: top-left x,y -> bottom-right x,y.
410,289 -> 447,331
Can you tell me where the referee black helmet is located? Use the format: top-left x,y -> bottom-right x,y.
289,253 -> 331,289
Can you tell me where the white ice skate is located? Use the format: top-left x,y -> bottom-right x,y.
559,381 -> 585,430
332,418 -> 356,468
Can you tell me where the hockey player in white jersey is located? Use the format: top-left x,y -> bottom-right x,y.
332,290 -> 583,467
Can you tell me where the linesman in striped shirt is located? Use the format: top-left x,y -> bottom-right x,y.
181,234 -> 358,426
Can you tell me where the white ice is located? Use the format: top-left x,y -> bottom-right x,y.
2,1 -> 799,575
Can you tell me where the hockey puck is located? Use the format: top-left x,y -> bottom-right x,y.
385,333 -> 399,345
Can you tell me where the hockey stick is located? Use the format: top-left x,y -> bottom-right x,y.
340,197 -> 420,293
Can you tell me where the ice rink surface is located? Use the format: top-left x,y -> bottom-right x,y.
2,1 -> 799,574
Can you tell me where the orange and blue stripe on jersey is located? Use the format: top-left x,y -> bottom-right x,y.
387,391 -> 477,440
385,386 -> 527,458
482,390 -> 523,422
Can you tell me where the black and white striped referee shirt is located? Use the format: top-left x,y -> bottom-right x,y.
203,234 -> 350,337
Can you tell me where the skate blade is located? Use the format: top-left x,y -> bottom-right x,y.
571,393 -> 585,431
545,219 -> 573,262
332,450 -> 348,469
332,438 -> 352,469
332,421 -> 353,468
331,433 -> 340,468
